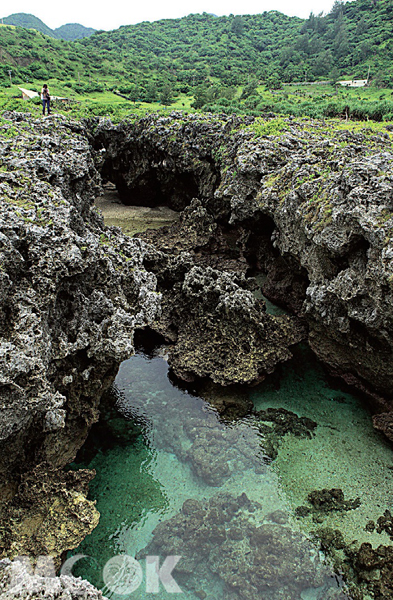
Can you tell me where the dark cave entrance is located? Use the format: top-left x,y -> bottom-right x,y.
94,131 -> 309,317
238,212 -> 311,316
97,138 -> 222,213
114,168 -> 201,211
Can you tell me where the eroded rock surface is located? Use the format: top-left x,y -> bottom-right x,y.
0,466 -> 99,563
94,112 -> 393,409
0,112 -> 160,573
0,557 -> 108,600
149,262 -> 305,385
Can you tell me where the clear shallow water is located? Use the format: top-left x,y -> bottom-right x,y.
70,343 -> 393,600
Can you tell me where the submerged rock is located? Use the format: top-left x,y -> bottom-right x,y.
254,407 -> 317,459
138,492 -> 347,600
113,367 -> 269,486
376,510 -> 393,540
354,543 -> 393,598
295,488 -> 361,523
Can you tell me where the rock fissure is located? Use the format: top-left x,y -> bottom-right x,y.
92,112 -> 393,406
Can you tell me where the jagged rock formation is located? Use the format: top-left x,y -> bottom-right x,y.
0,557 -> 107,599
0,467 -> 99,566
0,112 -> 159,573
0,111 -> 307,596
146,260 -> 305,385
94,112 -> 393,416
3,108 -> 393,598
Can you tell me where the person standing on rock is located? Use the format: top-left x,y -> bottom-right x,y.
41,84 -> 51,116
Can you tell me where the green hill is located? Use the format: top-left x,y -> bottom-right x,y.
2,13 -> 54,38
76,0 -> 392,87
1,12 -> 95,40
1,0 -> 393,121
2,0 -> 392,87
54,23 -> 96,41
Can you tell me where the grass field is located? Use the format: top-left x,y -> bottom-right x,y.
2,79 -> 393,124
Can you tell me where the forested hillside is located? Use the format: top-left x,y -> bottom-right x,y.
2,13 -> 54,37
2,13 -> 95,40
0,0 -> 392,120
54,23 -> 96,41
79,0 -> 393,88
1,0 -> 392,88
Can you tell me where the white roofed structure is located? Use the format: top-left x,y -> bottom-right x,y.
338,80 -> 368,87
19,87 -> 39,100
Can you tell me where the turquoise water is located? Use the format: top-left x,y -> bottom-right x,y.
70,341 -> 393,600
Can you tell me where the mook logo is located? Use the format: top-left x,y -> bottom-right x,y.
9,554 -> 183,595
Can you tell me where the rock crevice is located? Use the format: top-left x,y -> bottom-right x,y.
93,113 -> 393,409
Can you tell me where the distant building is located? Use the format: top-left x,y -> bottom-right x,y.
338,79 -> 368,88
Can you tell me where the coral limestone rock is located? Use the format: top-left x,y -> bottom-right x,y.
0,112 -> 160,567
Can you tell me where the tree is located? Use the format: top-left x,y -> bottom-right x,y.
191,84 -> 209,109
160,83 -> 174,105
144,81 -> 158,102
330,0 -> 345,19
265,74 -> 282,90
241,79 -> 258,99
330,66 -> 340,84
231,16 -> 244,36
312,50 -> 333,77
356,16 -> 368,36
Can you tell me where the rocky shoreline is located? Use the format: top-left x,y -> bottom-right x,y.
95,112 -> 393,404
0,112 -> 159,595
1,110 -> 393,597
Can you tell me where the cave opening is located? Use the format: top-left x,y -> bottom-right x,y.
237,212 -> 311,316
98,139 -> 222,213
113,169 -> 201,211
328,233 -> 371,276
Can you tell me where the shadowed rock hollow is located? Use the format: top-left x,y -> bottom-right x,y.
92,114 -> 224,210
93,112 -> 393,416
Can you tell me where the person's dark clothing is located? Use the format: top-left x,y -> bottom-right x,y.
42,98 -> 50,115
41,86 -> 51,115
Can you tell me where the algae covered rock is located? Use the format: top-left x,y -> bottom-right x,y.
139,492 -> 345,600
295,488 -> 361,523
0,466 -> 99,563
151,263 -> 305,386
221,123 -> 393,402
254,407 -> 317,459
354,542 -> 393,599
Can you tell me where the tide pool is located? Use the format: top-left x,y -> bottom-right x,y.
69,341 -> 393,600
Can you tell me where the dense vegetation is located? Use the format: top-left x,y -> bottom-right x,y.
1,0 -> 393,121
2,13 -> 95,40
54,23 -> 96,41
79,0 -> 393,88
